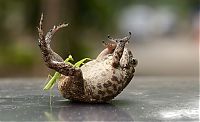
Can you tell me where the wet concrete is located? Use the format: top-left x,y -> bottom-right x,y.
0,77 -> 198,121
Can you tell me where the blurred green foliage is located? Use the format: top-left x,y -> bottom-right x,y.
0,0 -> 198,77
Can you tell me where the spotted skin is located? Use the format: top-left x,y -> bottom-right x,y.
37,15 -> 137,103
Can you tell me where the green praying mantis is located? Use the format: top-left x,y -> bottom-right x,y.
43,55 -> 91,90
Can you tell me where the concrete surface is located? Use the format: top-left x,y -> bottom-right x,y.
0,77 -> 198,121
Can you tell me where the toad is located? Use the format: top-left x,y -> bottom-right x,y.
37,14 -> 137,103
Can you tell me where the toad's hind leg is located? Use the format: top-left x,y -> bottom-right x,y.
110,32 -> 132,68
37,14 -> 82,77
37,14 -> 85,101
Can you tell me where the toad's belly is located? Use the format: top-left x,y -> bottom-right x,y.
80,56 -> 127,102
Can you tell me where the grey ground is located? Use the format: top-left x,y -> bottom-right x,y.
0,76 -> 198,121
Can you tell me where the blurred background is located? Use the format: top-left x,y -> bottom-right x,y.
0,0 -> 199,77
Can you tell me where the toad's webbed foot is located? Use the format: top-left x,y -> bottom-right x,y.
37,14 -> 82,77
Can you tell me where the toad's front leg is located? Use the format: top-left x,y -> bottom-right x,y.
110,32 -> 132,68
37,14 -> 82,77
96,40 -> 117,60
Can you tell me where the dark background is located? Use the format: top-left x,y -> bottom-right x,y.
0,0 -> 198,77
